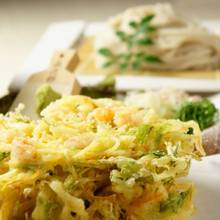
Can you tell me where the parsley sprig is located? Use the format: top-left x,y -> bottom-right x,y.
160,190 -> 190,213
98,15 -> 161,70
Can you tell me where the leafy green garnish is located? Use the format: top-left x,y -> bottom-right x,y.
144,55 -> 161,63
117,159 -> 141,180
0,152 -> 10,161
98,15 -> 162,71
176,99 -> 218,130
98,48 -> 113,57
36,84 -> 62,115
140,14 -> 154,24
111,158 -> 154,184
64,175 -> 77,193
160,190 -> 190,213
136,124 -> 153,144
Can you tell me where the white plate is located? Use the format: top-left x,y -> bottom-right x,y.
77,21 -> 220,93
190,155 -> 220,220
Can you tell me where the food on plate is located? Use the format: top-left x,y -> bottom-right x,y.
34,81 -> 219,156
124,89 -> 195,119
125,90 -> 218,130
124,89 -> 219,156
0,95 -> 204,219
34,76 -> 116,115
95,3 -> 220,71
35,78 -> 195,118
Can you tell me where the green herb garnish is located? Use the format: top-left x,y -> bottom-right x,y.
117,160 -> 141,180
176,99 -> 218,130
160,190 -> 190,213
36,84 -> 62,115
136,124 -> 153,143
98,15 -> 161,71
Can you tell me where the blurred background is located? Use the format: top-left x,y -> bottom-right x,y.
0,0 -> 219,94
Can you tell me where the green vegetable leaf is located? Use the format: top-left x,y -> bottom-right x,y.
116,31 -> 127,41
144,55 -> 162,63
160,190 -> 190,213
36,84 -> 61,115
98,48 -> 113,57
143,26 -> 156,32
0,152 -> 10,161
111,158 -> 153,185
132,61 -> 141,69
176,99 -> 218,130
98,14 -> 162,70
155,125 -> 167,145
119,63 -> 129,70
64,175 -> 77,192
139,24 -> 156,33
136,38 -> 154,45
117,159 -> 141,180
151,150 -> 167,158
103,61 -> 114,68
132,52 -> 144,69
140,15 -> 155,24
129,21 -> 138,29
136,124 -> 152,143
